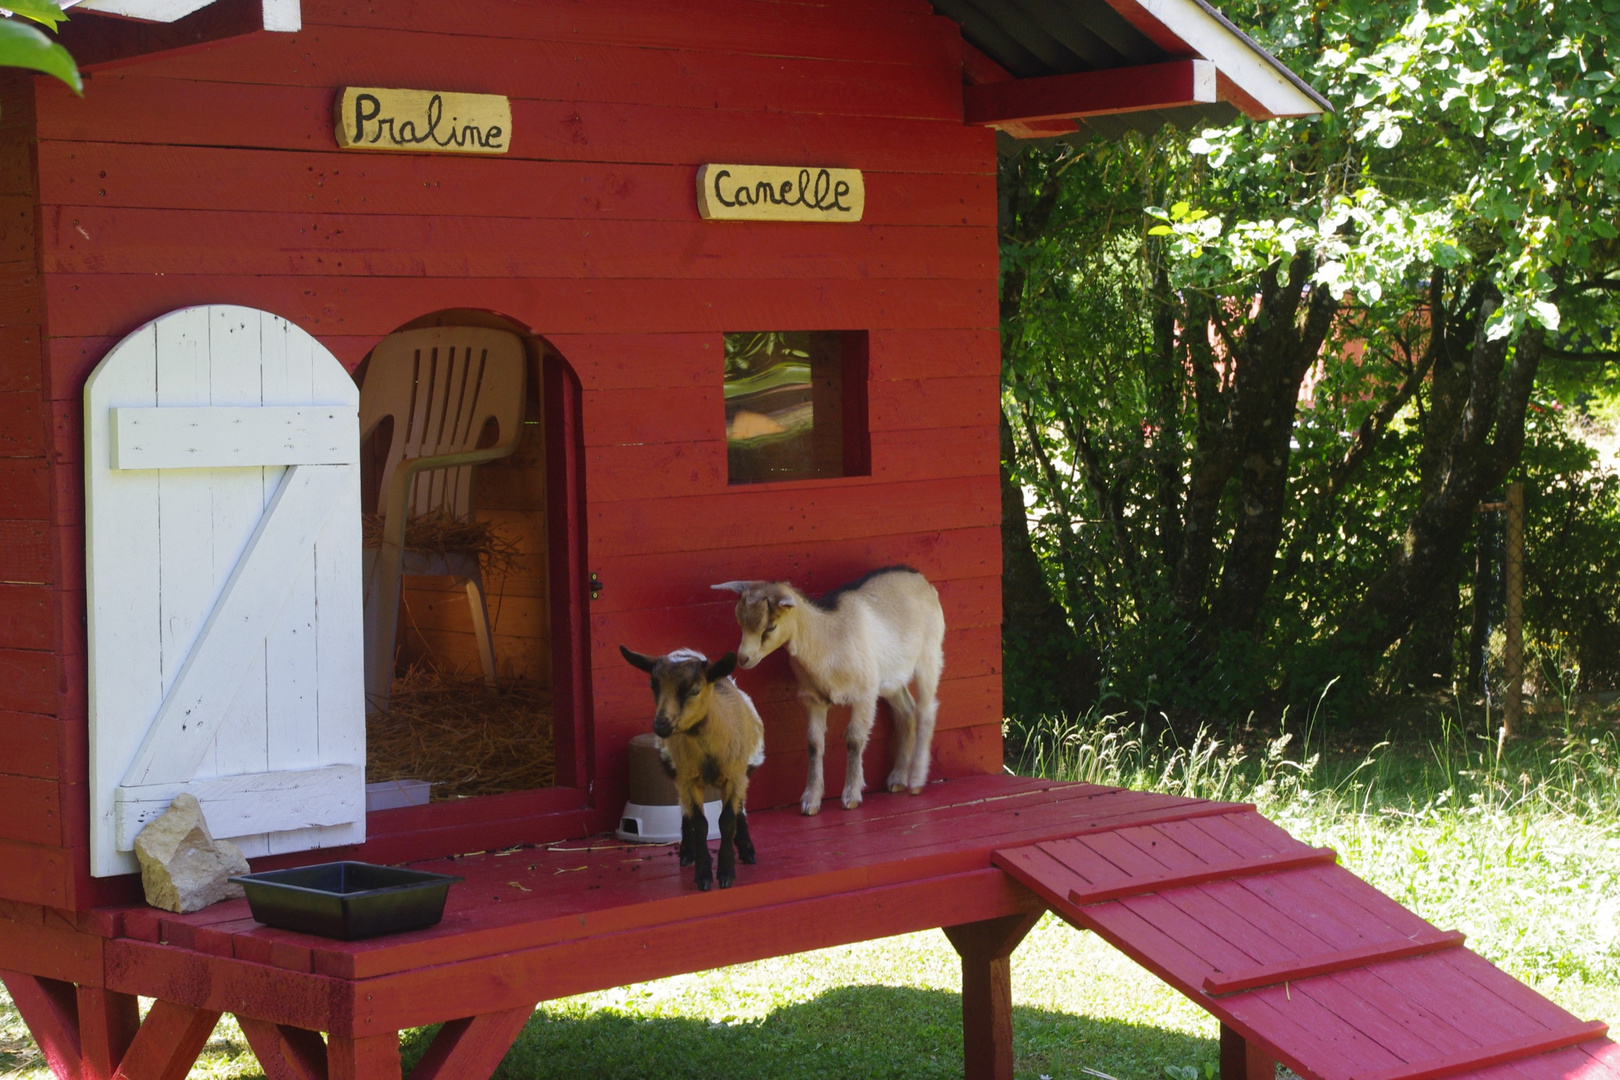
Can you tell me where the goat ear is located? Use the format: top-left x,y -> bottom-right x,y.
706,652 -> 738,682
775,595 -> 796,608
619,645 -> 659,673
710,581 -> 755,596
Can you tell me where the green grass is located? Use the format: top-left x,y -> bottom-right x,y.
5,706 -> 1619,1079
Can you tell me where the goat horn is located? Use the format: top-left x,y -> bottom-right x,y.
710,581 -> 754,594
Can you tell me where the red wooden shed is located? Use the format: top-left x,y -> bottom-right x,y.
8,5 -> 1611,1080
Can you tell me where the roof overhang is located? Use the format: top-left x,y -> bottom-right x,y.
54,0 -> 298,71
935,0 -> 1328,140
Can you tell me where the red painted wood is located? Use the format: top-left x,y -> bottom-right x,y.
310,0 -> 953,64
0,584 -> 53,650
76,986 -> 141,1080
35,146 -> 996,229
104,940 -> 343,1032
38,271 -> 999,342
1,971 -> 83,1080
0,391 -> 44,457
354,867 -> 1031,1032
34,81 -> 994,175
1065,847 -> 1337,904
408,1006 -> 536,1080
0,326 -> 43,390
0,459 -> 51,519
0,712 -> 63,779
325,1034 -> 402,1080
0,897 -> 98,979
1222,1023 -> 1275,1080
238,1018 -> 329,1080
584,526 -> 999,614
43,209 -> 994,282
589,475 -> 997,557
1347,1022 -> 1609,1080
118,27 -> 963,122
112,1001 -> 221,1080
944,911 -> 1043,1080
966,60 -> 1212,126
0,774 -> 62,844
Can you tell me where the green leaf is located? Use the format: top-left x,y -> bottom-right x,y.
2,0 -> 68,29
1148,225 -> 1173,236
0,17 -> 80,93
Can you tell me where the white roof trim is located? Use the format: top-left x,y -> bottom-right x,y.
1135,0 -> 1323,117
62,0 -> 300,31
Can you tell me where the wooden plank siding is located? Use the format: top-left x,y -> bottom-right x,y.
9,0 -> 1003,901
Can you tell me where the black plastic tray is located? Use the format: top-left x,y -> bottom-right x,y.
230,861 -> 462,940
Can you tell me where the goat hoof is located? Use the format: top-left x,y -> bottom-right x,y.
718,873 -> 734,889
908,786 -> 923,795
800,796 -> 821,816
739,850 -> 756,864
842,795 -> 862,810
679,853 -> 695,867
888,782 -> 907,794
695,874 -> 712,891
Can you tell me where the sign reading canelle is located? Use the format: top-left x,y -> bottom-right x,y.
697,164 -> 865,222
334,87 -> 511,155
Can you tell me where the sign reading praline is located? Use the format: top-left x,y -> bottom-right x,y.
334,87 -> 511,155
697,164 -> 865,222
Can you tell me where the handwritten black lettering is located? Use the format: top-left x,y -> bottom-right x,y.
710,167 -> 854,214
351,92 -> 506,151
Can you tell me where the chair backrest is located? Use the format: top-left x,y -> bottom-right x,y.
359,326 -> 527,520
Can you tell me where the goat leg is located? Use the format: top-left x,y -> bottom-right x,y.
678,808 -> 699,867
716,802 -> 737,888
842,697 -> 878,810
883,686 -> 918,793
800,699 -> 829,815
734,810 -> 756,864
687,807 -> 714,890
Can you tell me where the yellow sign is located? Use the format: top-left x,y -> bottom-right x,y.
697,164 -> 865,222
334,87 -> 511,155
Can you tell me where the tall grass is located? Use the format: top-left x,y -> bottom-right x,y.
1008,702 -> 1620,989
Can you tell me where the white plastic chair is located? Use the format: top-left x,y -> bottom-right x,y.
359,327 -> 527,710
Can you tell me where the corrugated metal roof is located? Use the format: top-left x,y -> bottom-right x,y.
933,0 -> 1325,140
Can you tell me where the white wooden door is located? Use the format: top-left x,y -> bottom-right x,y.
85,305 -> 365,878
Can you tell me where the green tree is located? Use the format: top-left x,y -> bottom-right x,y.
0,1 -> 79,94
1000,0 -> 1620,721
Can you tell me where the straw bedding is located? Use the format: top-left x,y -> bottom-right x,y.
360,511 -> 522,575
367,666 -> 555,800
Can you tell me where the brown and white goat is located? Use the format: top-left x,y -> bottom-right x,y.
713,566 -> 945,815
618,646 -> 765,890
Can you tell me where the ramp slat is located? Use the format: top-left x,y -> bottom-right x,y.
994,810 -> 1616,1080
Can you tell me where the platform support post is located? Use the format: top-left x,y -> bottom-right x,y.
944,910 -> 1044,1080
77,986 -> 140,1080
1,972 -> 84,1080
1220,1023 -> 1274,1080
327,1032 -> 402,1080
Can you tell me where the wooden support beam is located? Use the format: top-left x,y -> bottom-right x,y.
964,60 -> 1216,130
112,1000 -> 220,1080
1202,930 -> 1466,995
1349,1021 -> 1609,1080
944,910 -> 1044,1080
408,1006 -> 537,1080
326,1033 -> 401,1080
1067,847 -> 1337,905
76,987 -> 141,1080
55,0 -> 269,72
238,1018 -> 330,1080
1220,1023 -> 1274,1080
1,971 -> 83,1080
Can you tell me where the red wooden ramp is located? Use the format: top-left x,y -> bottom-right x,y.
994,808 -> 1618,1080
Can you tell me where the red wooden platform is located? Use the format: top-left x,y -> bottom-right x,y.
2,775 -> 1613,1080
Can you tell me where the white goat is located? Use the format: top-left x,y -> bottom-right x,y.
713,567 -> 945,815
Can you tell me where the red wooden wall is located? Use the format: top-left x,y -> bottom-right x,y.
0,0 -> 1003,910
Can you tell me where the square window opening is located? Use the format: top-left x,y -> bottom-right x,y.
724,330 -> 869,485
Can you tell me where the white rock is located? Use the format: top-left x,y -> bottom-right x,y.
133,794 -> 250,913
